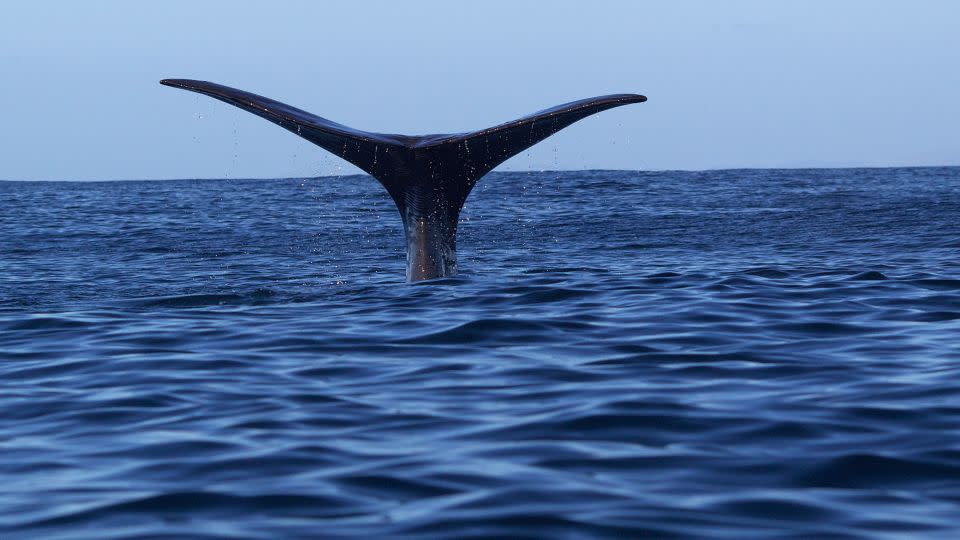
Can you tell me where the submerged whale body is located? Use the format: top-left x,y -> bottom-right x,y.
161,79 -> 645,281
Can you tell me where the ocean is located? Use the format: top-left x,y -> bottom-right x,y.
2,167 -> 959,538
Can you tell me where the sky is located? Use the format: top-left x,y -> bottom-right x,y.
1,0 -> 958,180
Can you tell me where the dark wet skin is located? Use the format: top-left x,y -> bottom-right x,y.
160,79 -> 645,281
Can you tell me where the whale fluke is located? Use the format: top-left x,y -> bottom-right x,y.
161,79 -> 646,281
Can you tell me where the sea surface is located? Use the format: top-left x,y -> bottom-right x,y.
2,167 -> 960,539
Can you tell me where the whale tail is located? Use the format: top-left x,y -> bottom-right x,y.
160,79 -> 645,281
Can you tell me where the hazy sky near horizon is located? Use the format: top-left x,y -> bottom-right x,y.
1,1 -> 958,180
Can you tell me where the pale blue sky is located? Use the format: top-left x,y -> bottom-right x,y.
1,1 -> 957,180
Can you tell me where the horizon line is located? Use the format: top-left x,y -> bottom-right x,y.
2,164 -> 959,183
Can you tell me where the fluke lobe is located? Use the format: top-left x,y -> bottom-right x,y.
161,79 -> 645,281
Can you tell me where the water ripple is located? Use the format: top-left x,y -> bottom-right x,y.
2,168 -> 960,538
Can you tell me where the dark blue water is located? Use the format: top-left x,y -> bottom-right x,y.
2,168 -> 960,539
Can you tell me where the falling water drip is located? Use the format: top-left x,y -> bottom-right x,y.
230,115 -> 240,179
